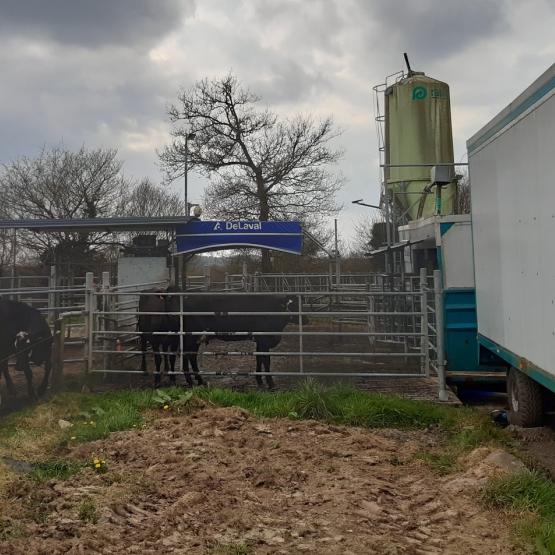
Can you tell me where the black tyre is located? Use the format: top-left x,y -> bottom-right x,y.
507,367 -> 543,427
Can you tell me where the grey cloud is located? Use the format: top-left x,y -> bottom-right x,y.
358,0 -> 509,62
252,59 -> 332,104
0,0 -> 194,49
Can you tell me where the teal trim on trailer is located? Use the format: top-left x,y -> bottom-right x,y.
442,288 -> 505,381
439,222 -> 455,236
478,334 -> 555,394
467,74 -> 555,154
444,289 -> 478,372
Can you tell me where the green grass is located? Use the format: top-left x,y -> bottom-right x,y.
194,381 -> 463,430
29,460 -> 82,483
0,381 -> 507,448
484,471 -> 555,554
484,470 -> 555,517
211,542 -> 252,555
78,498 -> 99,524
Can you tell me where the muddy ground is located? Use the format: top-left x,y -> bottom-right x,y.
0,406 -> 517,554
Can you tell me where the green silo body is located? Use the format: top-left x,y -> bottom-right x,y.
385,73 -> 455,220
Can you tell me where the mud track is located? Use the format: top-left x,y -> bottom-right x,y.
1,407 -> 516,554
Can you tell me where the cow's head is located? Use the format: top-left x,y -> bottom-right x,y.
282,296 -> 308,325
14,331 -> 31,371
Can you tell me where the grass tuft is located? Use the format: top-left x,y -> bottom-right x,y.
211,542 -> 252,555
483,470 -> 555,517
78,497 -> 99,524
483,471 -> 555,554
29,460 -> 82,483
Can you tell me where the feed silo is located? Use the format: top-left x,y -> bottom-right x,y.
384,66 -> 455,220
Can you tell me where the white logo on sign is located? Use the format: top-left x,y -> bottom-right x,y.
214,222 -> 222,231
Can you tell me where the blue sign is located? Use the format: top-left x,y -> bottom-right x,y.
175,220 -> 303,255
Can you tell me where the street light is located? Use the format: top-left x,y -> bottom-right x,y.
352,198 -> 381,209
184,132 -> 196,216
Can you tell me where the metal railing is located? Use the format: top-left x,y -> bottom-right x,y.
81,269 -> 447,399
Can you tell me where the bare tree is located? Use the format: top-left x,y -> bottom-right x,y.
0,146 -> 129,267
160,73 -> 344,271
125,178 -> 185,218
455,173 -> 471,214
124,178 -> 186,242
350,212 -> 387,256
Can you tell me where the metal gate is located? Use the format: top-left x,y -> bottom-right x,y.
83,269 -> 448,400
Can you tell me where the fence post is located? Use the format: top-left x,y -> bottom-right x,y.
84,272 -> 94,380
420,268 -> 430,377
433,270 -> 448,401
298,294 -> 304,374
101,271 -> 111,372
51,317 -> 65,392
203,267 -> 211,291
179,293 -> 185,382
242,261 -> 248,291
48,265 -> 57,326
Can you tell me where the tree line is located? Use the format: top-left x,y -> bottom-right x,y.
0,73 -> 346,275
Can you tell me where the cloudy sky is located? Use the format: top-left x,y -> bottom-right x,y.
0,0 -> 553,241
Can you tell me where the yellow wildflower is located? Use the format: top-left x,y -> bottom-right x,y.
95,463 -> 101,469
163,405 -> 170,410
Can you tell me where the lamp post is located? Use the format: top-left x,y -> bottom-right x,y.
184,132 -> 196,215
351,198 -> 381,210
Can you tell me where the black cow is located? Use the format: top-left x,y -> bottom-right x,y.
137,288 -> 204,387
172,291 -> 303,389
137,289 -> 303,389
0,299 -> 53,401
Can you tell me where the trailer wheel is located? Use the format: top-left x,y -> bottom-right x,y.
507,367 -> 543,427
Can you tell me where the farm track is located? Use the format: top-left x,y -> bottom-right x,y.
1,407 -> 516,554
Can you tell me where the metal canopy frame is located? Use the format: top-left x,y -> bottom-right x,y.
0,216 -> 193,232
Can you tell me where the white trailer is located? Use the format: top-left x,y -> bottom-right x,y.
468,64 -> 555,425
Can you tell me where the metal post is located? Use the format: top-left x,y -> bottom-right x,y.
84,272 -> 94,377
433,270 -> 448,401
242,261 -> 248,291
420,268 -> 430,377
48,265 -> 56,325
184,137 -> 189,216
384,191 -> 392,274
334,219 -> 340,287
52,317 -> 65,392
179,293 -> 185,381
10,229 -> 16,299
102,271 -> 111,372
298,294 -> 304,374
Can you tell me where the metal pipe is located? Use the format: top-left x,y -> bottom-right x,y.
89,369 -> 424,377
92,330 -> 424,337
91,348 -> 422,357
433,270 -> 448,401
380,163 -> 468,167
95,310 -> 420,318
420,268 -> 430,377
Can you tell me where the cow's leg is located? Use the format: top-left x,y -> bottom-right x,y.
181,337 -> 193,387
0,360 -> 16,397
38,357 -> 51,397
152,338 -> 162,387
140,334 -> 148,374
258,338 -> 274,390
254,340 -> 264,388
167,339 -> 177,386
263,355 -> 274,390
22,362 -> 37,401
190,349 -> 204,386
